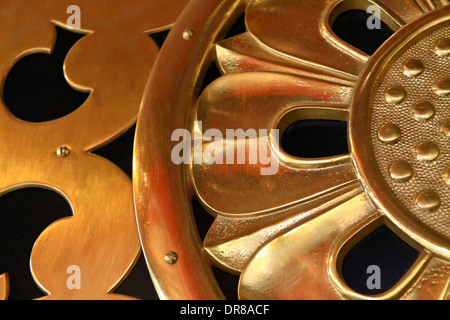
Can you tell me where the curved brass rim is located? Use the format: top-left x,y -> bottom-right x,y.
134,0 -> 246,300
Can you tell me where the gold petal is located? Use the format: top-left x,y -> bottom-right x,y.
192,72 -> 355,216
412,0 -> 449,13
216,32 -> 356,85
245,0 -> 370,78
204,181 -> 362,274
371,0 -> 434,25
402,257 -> 450,300
0,273 -> 9,300
238,192 -> 378,300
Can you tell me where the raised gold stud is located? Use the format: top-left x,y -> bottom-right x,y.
411,101 -> 435,121
434,38 -> 450,57
385,86 -> 406,104
389,161 -> 413,181
378,124 -> 401,144
432,78 -> 450,96
165,251 -> 179,265
444,167 -> 450,185
415,191 -> 441,210
56,146 -> 70,157
415,141 -> 439,162
403,59 -> 424,77
440,120 -> 450,138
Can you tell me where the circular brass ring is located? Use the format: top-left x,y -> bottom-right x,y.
134,0 -> 243,299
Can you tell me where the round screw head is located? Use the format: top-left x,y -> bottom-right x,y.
56,146 -> 70,157
182,29 -> 194,40
165,251 -> 178,265
443,167 -> 450,185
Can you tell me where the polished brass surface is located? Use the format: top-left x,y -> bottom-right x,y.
0,0 -> 188,300
0,274 -> 9,300
351,7 -> 450,255
134,0 -> 450,299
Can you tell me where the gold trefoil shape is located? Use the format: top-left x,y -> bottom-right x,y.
0,0 -> 189,300
134,0 -> 450,300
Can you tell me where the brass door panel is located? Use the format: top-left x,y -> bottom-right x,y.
0,0 -> 188,300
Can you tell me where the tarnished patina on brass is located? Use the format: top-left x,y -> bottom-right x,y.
0,0 -> 188,300
134,0 -> 450,300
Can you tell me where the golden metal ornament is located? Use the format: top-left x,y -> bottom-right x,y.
134,0 -> 450,300
0,0 -> 188,300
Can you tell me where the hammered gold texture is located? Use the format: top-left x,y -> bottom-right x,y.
403,257 -> 450,299
0,0 -> 188,300
370,25 -> 450,242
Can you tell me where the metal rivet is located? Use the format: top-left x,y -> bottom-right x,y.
56,146 -> 70,157
165,251 -> 178,265
182,29 -> 194,40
